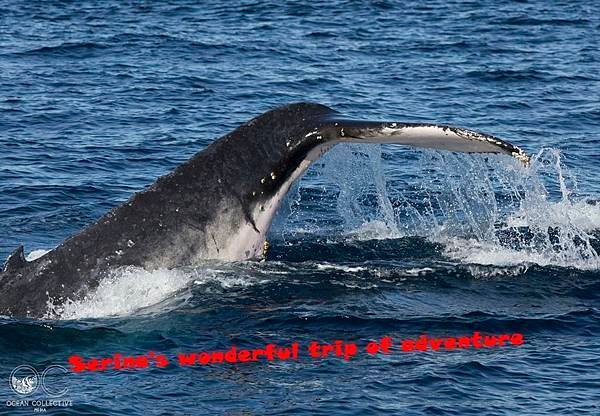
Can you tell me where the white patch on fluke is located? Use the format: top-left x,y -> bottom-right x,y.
346,124 -> 528,164
26,249 -> 50,261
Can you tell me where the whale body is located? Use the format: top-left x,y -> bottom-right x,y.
0,103 -> 528,318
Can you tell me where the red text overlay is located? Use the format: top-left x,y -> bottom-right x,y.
68,331 -> 524,373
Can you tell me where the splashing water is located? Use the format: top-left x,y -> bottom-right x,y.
412,149 -> 599,269
284,145 -> 600,270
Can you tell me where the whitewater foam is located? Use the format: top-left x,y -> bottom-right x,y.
47,267 -> 193,320
47,263 -> 273,320
315,263 -> 369,273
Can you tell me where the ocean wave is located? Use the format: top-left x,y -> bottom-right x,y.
13,41 -> 108,57
492,16 -> 591,26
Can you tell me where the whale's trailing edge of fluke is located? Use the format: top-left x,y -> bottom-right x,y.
0,102 -> 528,318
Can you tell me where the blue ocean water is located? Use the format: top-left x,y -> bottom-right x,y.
1,0 -> 600,414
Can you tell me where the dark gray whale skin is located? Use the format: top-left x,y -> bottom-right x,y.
0,103 -> 528,318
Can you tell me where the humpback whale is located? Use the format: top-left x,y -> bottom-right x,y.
0,103 -> 528,318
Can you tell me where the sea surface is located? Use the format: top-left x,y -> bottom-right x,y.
1,1 -> 599,415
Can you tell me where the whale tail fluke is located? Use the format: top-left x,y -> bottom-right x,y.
326,118 -> 529,165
